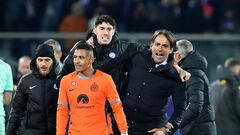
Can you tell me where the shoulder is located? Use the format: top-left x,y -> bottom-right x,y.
20,72 -> 34,81
62,71 -> 77,82
0,60 -> 11,70
188,68 -> 206,77
96,70 -> 113,80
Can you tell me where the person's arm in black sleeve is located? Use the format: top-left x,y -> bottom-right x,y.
121,42 -> 148,60
6,78 -> 27,135
168,82 -> 187,133
179,75 -> 204,128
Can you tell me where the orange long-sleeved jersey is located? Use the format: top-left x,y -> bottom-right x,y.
57,70 -> 128,135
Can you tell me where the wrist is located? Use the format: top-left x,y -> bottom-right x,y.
164,122 -> 173,134
164,126 -> 171,134
121,131 -> 128,135
172,61 -> 178,67
165,122 -> 174,129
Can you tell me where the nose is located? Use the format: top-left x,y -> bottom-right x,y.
74,57 -> 81,64
103,29 -> 109,35
157,45 -> 163,51
42,61 -> 47,66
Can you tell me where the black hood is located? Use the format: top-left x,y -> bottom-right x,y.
30,44 -> 57,78
179,50 -> 208,72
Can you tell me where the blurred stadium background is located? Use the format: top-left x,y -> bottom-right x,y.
0,0 -> 240,82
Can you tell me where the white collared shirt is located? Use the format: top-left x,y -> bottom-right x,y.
155,60 -> 168,68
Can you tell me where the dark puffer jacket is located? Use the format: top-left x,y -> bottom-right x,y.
7,45 -> 58,135
179,51 -> 216,135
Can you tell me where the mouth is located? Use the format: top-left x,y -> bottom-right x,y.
155,52 -> 164,59
40,67 -> 47,71
101,36 -> 109,41
75,65 -> 81,68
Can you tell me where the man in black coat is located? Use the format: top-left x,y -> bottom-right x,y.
123,29 -> 187,135
7,44 -> 59,135
174,39 -> 216,135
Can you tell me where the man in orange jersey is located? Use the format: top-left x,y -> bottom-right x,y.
57,42 -> 128,135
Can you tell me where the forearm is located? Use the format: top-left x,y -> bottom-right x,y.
181,82 -> 204,127
169,85 -> 187,132
4,91 -> 12,106
7,97 -> 26,134
180,103 -> 202,127
172,62 -> 191,82
111,102 -> 128,133
56,106 -> 69,135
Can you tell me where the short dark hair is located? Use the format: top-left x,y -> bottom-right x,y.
74,41 -> 94,57
151,29 -> 176,49
95,15 -> 116,29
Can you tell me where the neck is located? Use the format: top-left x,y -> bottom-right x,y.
78,67 -> 95,77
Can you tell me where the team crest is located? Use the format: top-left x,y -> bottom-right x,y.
53,83 -> 58,90
109,52 -> 116,59
90,82 -> 98,92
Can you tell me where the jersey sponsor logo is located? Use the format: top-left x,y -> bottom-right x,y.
77,94 -> 89,104
90,82 -> 98,92
29,85 -> 37,90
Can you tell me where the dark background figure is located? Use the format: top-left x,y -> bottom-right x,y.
174,40 -> 216,135
210,57 -> 240,135
43,39 -> 63,74
13,56 -> 31,88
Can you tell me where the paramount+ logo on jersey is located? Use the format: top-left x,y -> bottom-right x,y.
76,94 -> 95,109
77,94 -> 89,104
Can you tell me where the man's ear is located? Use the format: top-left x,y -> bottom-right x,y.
174,52 -> 181,63
170,48 -> 173,54
90,57 -> 95,64
93,28 -> 96,34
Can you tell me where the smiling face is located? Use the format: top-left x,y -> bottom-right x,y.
150,35 -> 173,64
93,22 -> 115,45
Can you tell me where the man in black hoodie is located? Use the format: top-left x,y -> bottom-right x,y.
7,44 -> 59,135
174,39 -> 216,135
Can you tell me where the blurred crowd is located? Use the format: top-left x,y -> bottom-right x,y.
0,0 -> 240,34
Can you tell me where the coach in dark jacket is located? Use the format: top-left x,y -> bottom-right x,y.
123,30 -> 187,135
174,40 -> 216,135
7,44 -> 58,135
